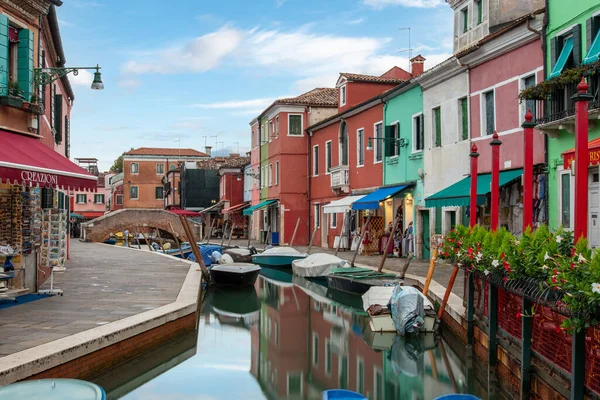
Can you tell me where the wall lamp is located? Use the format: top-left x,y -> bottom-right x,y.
34,64 -> 104,90
366,137 -> 409,151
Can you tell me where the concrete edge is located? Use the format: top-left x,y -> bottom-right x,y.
0,244 -> 203,385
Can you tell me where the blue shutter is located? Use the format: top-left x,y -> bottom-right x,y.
549,37 -> 574,79
0,15 -> 8,96
17,28 -> 34,101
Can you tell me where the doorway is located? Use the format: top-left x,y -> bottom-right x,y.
421,210 -> 430,259
590,168 -> 600,249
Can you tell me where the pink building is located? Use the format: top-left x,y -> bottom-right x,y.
72,158 -> 111,220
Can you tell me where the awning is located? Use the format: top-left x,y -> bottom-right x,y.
243,199 -> 278,215
0,130 -> 97,191
562,138 -> 600,169
425,168 -> 524,208
223,202 -> 250,214
352,185 -> 410,210
81,211 -> 105,219
70,213 -> 84,219
324,195 -> 365,214
169,209 -> 201,217
199,201 -> 225,214
548,37 -> 573,79
583,29 -> 600,65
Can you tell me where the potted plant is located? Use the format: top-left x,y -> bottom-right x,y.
0,81 -> 24,108
27,93 -> 44,115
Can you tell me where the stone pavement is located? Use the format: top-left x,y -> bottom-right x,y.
227,239 -> 465,298
0,241 -> 191,358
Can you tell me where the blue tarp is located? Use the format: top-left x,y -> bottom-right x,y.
549,37 -> 574,79
351,185 -> 408,210
187,244 -> 222,266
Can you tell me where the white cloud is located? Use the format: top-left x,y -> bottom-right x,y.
363,0 -> 444,8
347,18 -> 366,24
190,98 -> 275,110
117,79 -> 142,89
69,69 -> 94,86
275,0 -> 286,7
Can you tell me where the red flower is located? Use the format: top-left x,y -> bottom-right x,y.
570,263 -> 576,270
516,312 -> 522,318
500,252 -> 506,260
503,276 -> 508,283
571,248 -> 577,257
503,260 -> 511,271
444,252 -> 449,257
555,326 -> 562,333
551,276 -> 558,284
554,286 -> 559,291
553,268 -> 558,276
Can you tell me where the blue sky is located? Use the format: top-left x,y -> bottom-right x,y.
59,0 -> 453,170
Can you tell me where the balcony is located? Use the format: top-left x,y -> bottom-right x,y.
330,165 -> 349,194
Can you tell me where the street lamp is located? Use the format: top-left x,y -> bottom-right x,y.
34,64 -> 104,90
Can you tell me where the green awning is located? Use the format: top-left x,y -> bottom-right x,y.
583,30 -> 600,65
425,168 -> 523,208
548,37 -> 573,79
243,199 -> 277,215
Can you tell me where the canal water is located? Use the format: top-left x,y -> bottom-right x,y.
93,268 -> 492,399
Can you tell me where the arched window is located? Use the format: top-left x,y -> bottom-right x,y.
339,121 -> 348,166
169,164 -> 176,171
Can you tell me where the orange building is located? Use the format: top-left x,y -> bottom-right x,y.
122,147 -> 208,209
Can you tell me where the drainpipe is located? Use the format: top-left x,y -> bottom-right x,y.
543,0 -> 550,226
307,108 -> 312,246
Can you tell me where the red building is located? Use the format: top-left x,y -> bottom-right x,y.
218,156 -> 250,238
308,67 -> 414,248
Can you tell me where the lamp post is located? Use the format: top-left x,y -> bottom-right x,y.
522,109 -> 535,231
469,144 -> 479,228
34,64 -> 104,90
490,131 -> 502,232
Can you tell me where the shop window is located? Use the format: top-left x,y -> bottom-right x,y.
432,107 -> 441,147
155,186 -> 164,200
289,114 -> 303,136
94,194 -> 104,204
312,333 -> 319,367
130,163 -> 139,174
156,163 -> 164,175
357,128 -> 364,166
313,145 -> 319,176
413,113 -> 424,152
326,141 -> 332,172
76,194 -> 87,204
459,98 -> 469,141
130,186 -> 139,200
374,122 -> 383,163
482,90 -> 495,136
330,213 -> 337,228
115,194 -> 123,205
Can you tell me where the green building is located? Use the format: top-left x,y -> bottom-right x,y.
538,0 -> 600,247
381,82 -> 425,257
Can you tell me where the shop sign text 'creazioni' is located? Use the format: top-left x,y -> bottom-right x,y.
21,170 -> 58,185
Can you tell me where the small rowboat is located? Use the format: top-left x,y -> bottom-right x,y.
251,247 -> 307,268
327,267 -> 401,295
0,379 -> 106,400
209,263 -> 261,288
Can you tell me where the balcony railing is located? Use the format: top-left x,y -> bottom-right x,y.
330,165 -> 349,193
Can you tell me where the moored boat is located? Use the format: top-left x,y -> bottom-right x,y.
223,247 -> 257,263
327,267 -> 401,295
251,247 -> 308,268
209,263 -> 261,288
0,379 -> 106,400
291,253 -> 349,282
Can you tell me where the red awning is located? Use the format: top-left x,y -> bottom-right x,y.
222,202 -> 250,214
169,209 -> 201,217
81,211 -> 105,218
562,138 -> 600,169
0,130 -> 97,191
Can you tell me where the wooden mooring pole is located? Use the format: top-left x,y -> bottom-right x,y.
351,216 -> 370,267
168,222 -> 185,259
289,217 -> 301,247
179,215 -> 209,281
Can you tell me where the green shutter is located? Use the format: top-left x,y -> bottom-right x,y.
435,206 -> 443,235
54,94 -> 62,143
550,37 -> 558,71
434,108 -> 441,147
384,125 -> 393,157
572,24 -> 582,67
419,114 -> 424,150
17,28 -> 33,101
396,122 -> 400,156
461,98 -> 469,140
0,15 -> 8,96
477,0 -> 482,25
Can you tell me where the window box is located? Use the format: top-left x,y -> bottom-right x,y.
0,95 -> 23,108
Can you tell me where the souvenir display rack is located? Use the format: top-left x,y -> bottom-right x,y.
39,189 -> 66,296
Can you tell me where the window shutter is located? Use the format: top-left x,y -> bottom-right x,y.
396,122 -> 400,156
461,98 -> 469,140
17,28 -> 34,101
0,15 -> 8,96
40,51 -> 46,107
486,92 -> 495,135
54,94 -> 62,143
572,24 -> 582,66
50,84 -> 55,127
550,37 -> 558,71
588,18 -> 594,55
384,125 -> 393,157
65,116 -> 70,157
435,109 -> 442,147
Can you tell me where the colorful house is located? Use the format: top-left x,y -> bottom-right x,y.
536,0 -> 600,248
218,156 -> 250,238
247,89 -> 338,245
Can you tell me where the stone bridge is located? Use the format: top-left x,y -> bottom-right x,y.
81,209 -> 202,243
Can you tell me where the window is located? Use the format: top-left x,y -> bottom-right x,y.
275,161 -> 279,185
312,333 -> 319,367
130,163 -> 139,174
269,121 -> 273,141
330,213 -> 337,228
550,32 -> 576,79
339,356 -> 348,389
269,164 -> 273,186
287,373 -> 302,396
130,186 -> 139,200
54,93 -> 63,143
155,186 -> 164,200
476,0 -> 482,25
326,141 -> 332,173
289,114 -> 303,136
374,122 -> 383,162
374,369 -> 384,400
521,75 -> 536,121
357,128 -> 364,166
386,122 -> 400,157
584,16 -> 600,64
413,113 -> 424,152
339,122 -> 348,165
94,194 -> 105,204
115,194 -> 123,205
314,204 -> 320,228
459,98 -> 469,141
76,194 -> 87,204
261,166 -> 266,188
483,90 -> 495,136
340,84 -> 347,106
325,339 -> 332,375
560,171 -> 572,229
461,7 -> 469,33
275,116 -> 279,137
156,163 -> 165,175
432,107 -> 441,147
313,145 -> 319,176
8,27 -> 18,85
357,358 -> 364,394
169,163 -> 176,171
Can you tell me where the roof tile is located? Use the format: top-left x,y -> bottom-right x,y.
340,72 -> 407,84
276,88 -> 338,107
125,147 -> 209,157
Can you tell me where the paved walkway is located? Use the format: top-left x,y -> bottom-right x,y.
227,239 -> 465,297
0,241 -> 191,358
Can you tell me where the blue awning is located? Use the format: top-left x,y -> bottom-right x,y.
243,199 -> 277,215
583,30 -> 600,65
352,185 -> 409,210
548,37 -> 573,79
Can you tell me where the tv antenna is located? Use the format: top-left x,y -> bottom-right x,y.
398,27 -> 412,73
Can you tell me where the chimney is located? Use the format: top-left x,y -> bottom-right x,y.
410,54 -> 426,77
205,146 -> 212,157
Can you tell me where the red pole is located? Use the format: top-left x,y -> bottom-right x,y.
490,131 -> 502,232
573,78 -> 593,241
522,109 -> 535,231
469,144 -> 479,228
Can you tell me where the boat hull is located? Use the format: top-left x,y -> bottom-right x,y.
251,254 -> 307,268
327,275 -> 400,296
209,264 -> 261,288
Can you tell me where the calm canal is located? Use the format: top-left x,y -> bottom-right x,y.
92,269 -> 494,399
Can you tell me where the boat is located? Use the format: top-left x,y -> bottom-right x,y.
327,267 -> 401,295
0,379 -> 106,400
209,263 -> 261,288
223,247 -> 257,263
160,245 -> 193,259
208,287 -> 260,328
362,286 -> 396,332
362,324 -> 397,351
322,389 -> 367,400
251,247 -> 308,268
291,253 -> 350,282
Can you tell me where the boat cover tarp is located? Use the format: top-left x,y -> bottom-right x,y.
292,253 -> 350,278
188,244 -> 222,266
261,247 -> 302,255
389,285 -> 425,335
361,286 -> 395,312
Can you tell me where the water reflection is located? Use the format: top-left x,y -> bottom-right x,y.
93,269 -> 489,399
